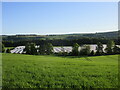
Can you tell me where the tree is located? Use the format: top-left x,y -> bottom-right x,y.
0,43 -> 2,53
24,43 -> 31,54
96,42 -> 104,55
80,45 -> 90,56
0,43 -> 5,53
72,43 -> 79,56
46,43 -> 53,55
61,46 -> 65,53
38,45 -> 46,55
6,49 -> 11,53
113,45 -> 120,54
60,46 -> 69,56
38,43 -> 53,55
105,40 -> 115,54
24,43 -> 37,55
90,50 -> 94,56
30,43 -> 37,55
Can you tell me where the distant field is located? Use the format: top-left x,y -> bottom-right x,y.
2,54 -> 118,88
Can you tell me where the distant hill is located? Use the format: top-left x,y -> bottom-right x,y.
47,31 -> 119,40
1,31 -> 119,41
1,31 -> 119,47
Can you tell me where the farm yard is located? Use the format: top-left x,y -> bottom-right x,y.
2,53 -> 118,88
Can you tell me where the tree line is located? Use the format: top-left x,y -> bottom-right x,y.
68,40 -> 120,56
1,40 -> 120,56
2,37 -> 119,47
24,43 -> 53,55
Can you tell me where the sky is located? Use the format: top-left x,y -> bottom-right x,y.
2,2 -> 118,35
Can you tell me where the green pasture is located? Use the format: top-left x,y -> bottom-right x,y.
2,54 -> 118,88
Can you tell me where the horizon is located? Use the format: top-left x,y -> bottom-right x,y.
2,2 -> 118,35
1,30 -> 118,36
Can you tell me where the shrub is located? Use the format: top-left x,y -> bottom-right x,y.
105,40 -> 115,55
72,43 -> 79,56
96,42 -> 104,55
6,49 -> 11,53
90,50 -> 94,56
80,45 -> 90,56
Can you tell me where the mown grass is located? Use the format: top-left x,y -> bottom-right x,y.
2,53 -> 118,88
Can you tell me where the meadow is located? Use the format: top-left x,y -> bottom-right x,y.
2,53 -> 118,88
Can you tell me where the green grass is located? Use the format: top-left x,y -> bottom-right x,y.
2,53 -> 118,88
5,47 -> 14,50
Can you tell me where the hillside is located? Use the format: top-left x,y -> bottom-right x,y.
2,31 -> 119,41
1,31 -> 119,47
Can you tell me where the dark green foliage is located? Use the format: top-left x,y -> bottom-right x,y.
38,45 -> 46,55
59,46 -> 69,56
95,42 -> 104,55
113,45 -> 120,54
61,46 -> 65,53
30,43 -> 37,55
72,43 -> 79,56
24,43 -> 31,54
46,43 -> 53,55
105,40 -> 115,54
0,42 -> 2,53
56,52 -> 69,56
90,50 -> 94,56
38,43 -> 53,55
95,51 -> 104,56
2,31 -> 119,47
24,43 -> 37,55
2,38 -> 119,47
80,45 -> 90,56
6,49 -> 11,53
24,43 -> 53,55
0,42 -> 5,53
2,43 -> 5,53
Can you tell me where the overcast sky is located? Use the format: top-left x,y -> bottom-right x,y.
2,2 -> 118,35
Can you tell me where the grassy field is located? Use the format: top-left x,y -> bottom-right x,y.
2,53 -> 118,88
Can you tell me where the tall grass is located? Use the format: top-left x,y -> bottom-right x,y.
2,53 -> 118,88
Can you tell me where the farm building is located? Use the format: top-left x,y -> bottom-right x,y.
9,44 -> 119,54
